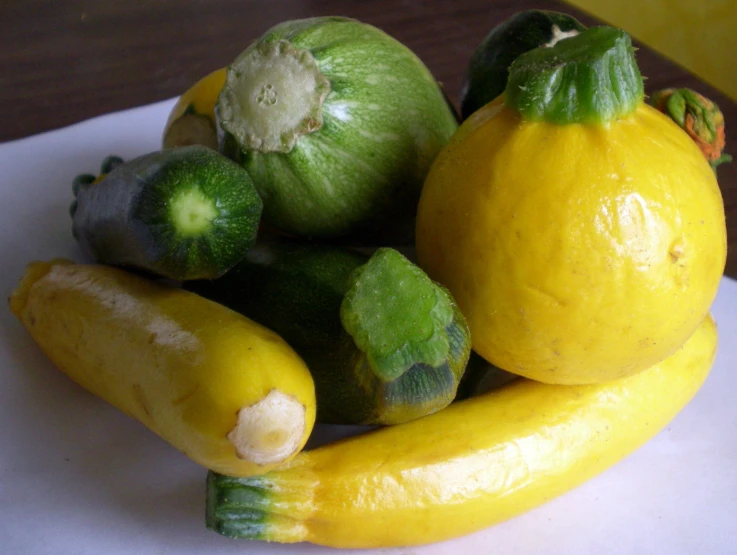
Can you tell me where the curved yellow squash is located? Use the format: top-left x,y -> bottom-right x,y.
10,260 -> 316,477
208,315 -> 717,548
162,68 -> 226,149
416,98 -> 726,384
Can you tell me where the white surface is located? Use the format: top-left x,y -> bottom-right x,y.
1,102 -> 736,555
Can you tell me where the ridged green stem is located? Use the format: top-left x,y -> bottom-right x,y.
505,26 -> 644,125
461,10 -> 586,119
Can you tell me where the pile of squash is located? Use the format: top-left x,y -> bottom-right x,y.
10,11 -> 728,549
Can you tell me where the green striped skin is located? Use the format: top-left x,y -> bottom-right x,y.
217,17 -> 459,244
505,27 -> 643,125
185,242 -> 471,425
460,10 -> 586,120
71,146 -> 263,280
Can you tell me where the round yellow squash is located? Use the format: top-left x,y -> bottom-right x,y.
162,68 -> 225,149
416,98 -> 726,384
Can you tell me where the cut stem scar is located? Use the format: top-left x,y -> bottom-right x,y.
170,187 -> 218,237
227,389 -> 306,465
542,24 -> 580,48
218,40 -> 331,153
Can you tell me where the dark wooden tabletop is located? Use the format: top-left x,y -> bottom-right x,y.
3,0 -> 735,277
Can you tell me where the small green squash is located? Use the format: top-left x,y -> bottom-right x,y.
216,16 -> 459,244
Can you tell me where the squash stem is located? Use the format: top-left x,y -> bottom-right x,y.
217,40 -> 331,154
227,389 -> 307,466
340,248 -> 460,382
505,26 -> 644,125
206,470 -> 311,542
460,10 -> 586,120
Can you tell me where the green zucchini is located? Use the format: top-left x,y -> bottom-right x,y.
460,10 -> 586,119
71,145 -> 263,281
216,16 -> 458,244
185,242 -> 471,425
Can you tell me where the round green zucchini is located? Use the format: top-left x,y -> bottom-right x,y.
216,16 -> 459,244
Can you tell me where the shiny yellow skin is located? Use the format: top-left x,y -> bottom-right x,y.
9,260 -> 316,477
162,68 -> 226,149
416,98 -> 726,384
251,316 -> 716,548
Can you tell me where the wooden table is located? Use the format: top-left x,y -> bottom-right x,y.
3,0 -> 735,276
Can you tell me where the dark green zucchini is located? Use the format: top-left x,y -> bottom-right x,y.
71,145 -> 263,281
460,10 -> 586,120
185,242 -> 471,425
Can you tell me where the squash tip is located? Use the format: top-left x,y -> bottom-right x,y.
228,389 -> 307,466
9,259 -> 73,318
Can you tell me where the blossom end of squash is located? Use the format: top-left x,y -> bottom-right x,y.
227,389 -> 307,466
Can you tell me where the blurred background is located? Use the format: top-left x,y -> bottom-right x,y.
3,0 -> 736,141
568,0 -> 737,102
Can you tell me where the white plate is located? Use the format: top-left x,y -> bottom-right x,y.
1,102 -> 736,555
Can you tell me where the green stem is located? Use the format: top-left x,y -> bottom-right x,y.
100,155 -> 124,174
206,471 -> 312,542
341,248 -> 458,381
505,26 -> 644,125
71,156 -> 123,218
461,10 -> 586,119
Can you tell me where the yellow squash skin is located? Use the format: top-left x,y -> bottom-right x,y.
9,260 -> 316,477
210,316 -> 717,548
416,98 -> 726,384
162,68 -> 226,149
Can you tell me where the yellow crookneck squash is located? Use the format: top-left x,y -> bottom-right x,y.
416,26 -> 727,384
206,315 -> 717,548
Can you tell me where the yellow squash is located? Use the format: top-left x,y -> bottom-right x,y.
207,315 -> 717,548
416,28 -> 726,384
162,68 -> 226,149
9,259 -> 316,477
